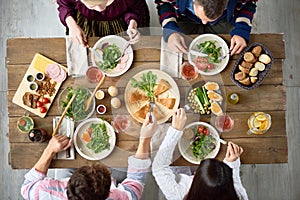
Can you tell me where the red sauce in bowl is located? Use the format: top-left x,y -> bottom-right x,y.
181,62 -> 198,80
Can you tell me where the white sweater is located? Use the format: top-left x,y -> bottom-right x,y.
152,126 -> 249,200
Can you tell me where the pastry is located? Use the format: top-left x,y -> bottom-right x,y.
234,72 -> 247,81
244,52 -> 256,63
258,54 -> 271,64
241,61 -> 253,69
155,98 -> 176,109
155,79 -> 172,96
254,61 -> 266,71
239,77 -> 251,85
249,68 -> 258,76
250,76 -> 258,83
239,64 -> 250,74
251,46 -> 262,57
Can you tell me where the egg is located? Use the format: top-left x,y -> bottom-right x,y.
108,86 -> 118,97
111,97 -> 121,109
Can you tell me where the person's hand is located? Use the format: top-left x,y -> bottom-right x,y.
127,19 -> 140,44
230,35 -> 247,55
140,113 -> 158,139
66,16 -> 88,47
224,141 -> 243,162
46,135 -> 72,154
167,33 -> 188,53
171,108 -> 187,131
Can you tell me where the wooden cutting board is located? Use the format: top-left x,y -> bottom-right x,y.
12,53 -> 67,118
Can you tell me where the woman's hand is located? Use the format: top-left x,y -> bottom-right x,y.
167,33 -> 188,53
127,19 -> 140,44
224,141 -> 243,162
171,108 -> 187,131
230,35 -> 247,55
46,134 -> 73,154
140,113 -> 158,139
66,16 -> 88,46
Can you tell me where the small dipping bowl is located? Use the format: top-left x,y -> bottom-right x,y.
95,90 -> 105,100
26,74 -> 35,82
35,72 -> 45,81
29,82 -> 38,92
96,104 -> 106,115
17,116 -> 34,133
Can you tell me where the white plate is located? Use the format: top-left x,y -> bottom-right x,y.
188,34 -> 229,76
124,69 -> 180,124
178,121 -> 220,164
73,118 -> 116,160
92,35 -> 133,77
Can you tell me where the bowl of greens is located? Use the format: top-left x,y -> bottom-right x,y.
91,35 -> 133,77
73,118 -> 116,160
58,86 -> 95,122
178,121 -> 220,164
188,34 -> 230,76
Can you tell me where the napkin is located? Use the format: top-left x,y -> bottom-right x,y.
53,117 -> 75,160
160,37 -> 183,78
66,36 -> 88,77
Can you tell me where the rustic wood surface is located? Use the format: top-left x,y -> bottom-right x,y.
7,34 -> 287,169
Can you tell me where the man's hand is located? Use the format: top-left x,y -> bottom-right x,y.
127,19 -> 140,44
66,16 -> 88,47
167,33 -> 188,53
140,113 -> 158,139
46,134 -> 73,154
224,141 -> 243,162
171,108 -> 187,131
230,35 -> 247,55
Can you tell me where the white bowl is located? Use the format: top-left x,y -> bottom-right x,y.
91,35 -> 133,77
73,118 -> 116,161
178,121 -> 221,164
188,34 -> 230,76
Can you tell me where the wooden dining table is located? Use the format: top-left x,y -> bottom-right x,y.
6,33 -> 287,169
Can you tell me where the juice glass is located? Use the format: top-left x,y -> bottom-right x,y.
112,115 -> 130,133
181,62 -> 198,80
214,114 -> 234,132
247,112 -> 271,135
86,66 -> 103,83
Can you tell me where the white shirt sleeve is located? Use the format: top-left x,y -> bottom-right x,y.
152,126 -> 193,200
223,158 -> 249,200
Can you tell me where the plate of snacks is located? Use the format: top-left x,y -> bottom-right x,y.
186,81 -> 224,116
178,122 -> 221,164
91,35 -> 133,77
188,34 -> 230,75
74,118 -> 116,160
230,43 -> 274,90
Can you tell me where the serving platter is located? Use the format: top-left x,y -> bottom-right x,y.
124,69 -> 180,124
91,35 -> 133,77
178,121 -> 221,164
12,53 -> 67,118
73,118 -> 116,161
188,34 -> 230,76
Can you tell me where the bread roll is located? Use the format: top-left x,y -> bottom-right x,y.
249,68 -> 258,76
258,54 -> 271,64
250,76 -> 258,83
244,52 -> 256,63
235,71 -> 247,81
252,46 -> 262,57
239,65 -> 250,74
254,61 -> 266,71
239,77 -> 251,85
241,61 -> 253,69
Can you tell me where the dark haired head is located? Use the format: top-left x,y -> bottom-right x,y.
185,159 -> 238,200
67,164 -> 111,200
194,0 -> 228,20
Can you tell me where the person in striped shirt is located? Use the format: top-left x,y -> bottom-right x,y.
155,0 -> 258,55
21,113 -> 158,200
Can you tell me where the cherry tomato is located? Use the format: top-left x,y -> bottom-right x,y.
39,107 -> 47,113
87,127 -> 92,134
207,64 -> 214,70
203,128 -> 209,136
42,97 -> 50,104
19,119 -> 26,126
37,101 -> 44,107
197,125 -> 204,133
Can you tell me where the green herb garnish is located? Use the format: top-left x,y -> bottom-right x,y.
197,40 -> 221,63
131,71 -> 157,101
96,44 -> 121,70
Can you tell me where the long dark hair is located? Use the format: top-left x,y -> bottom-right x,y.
185,159 -> 239,200
67,164 -> 111,200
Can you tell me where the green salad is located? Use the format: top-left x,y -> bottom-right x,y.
86,123 -> 110,154
96,44 -> 121,70
191,125 -> 217,160
197,40 -> 222,63
62,87 -> 91,122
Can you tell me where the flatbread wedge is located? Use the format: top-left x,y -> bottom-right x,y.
129,89 -> 148,103
133,103 -> 150,119
154,79 -> 172,96
155,98 -> 176,109
153,106 -> 164,121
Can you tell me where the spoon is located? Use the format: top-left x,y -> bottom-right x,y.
85,74 -> 106,112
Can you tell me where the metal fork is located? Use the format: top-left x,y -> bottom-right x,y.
149,100 -> 155,123
115,31 -> 139,62
189,50 -> 230,61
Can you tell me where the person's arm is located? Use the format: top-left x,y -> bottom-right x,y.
223,142 -> 249,200
229,1 -> 257,55
57,0 -> 77,27
21,135 -> 72,199
152,108 -> 191,200
124,0 -> 149,27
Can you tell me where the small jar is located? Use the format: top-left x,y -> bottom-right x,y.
227,93 -> 239,104
28,128 -> 48,143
